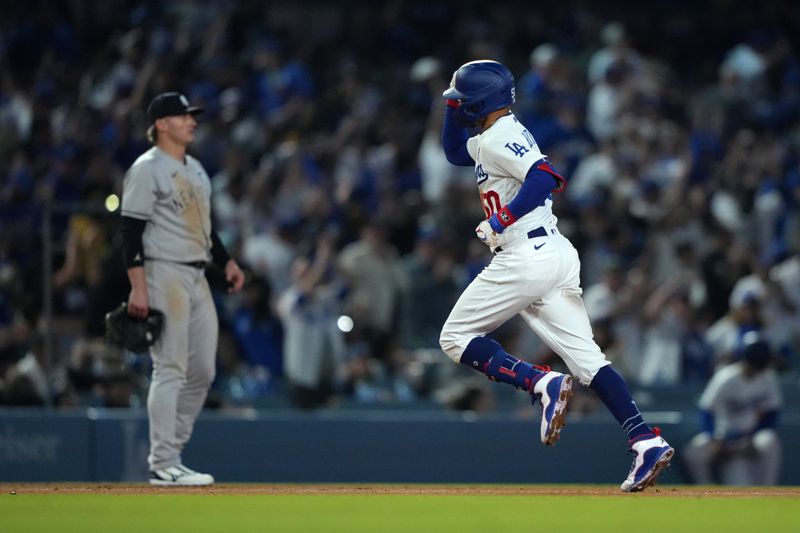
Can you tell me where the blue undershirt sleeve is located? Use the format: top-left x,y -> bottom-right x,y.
699,409 -> 715,436
441,106 -> 474,167
505,160 -> 559,219
487,158 -> 566,233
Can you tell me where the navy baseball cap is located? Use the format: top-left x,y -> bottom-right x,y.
147,92 -> 204,124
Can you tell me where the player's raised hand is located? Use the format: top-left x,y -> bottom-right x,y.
445,70 -> 461,108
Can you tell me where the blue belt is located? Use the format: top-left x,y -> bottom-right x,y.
494,226 -> 552,253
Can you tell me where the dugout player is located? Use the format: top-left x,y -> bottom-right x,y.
683,333 -> 782,485
439,60 -> 673,492
121,92 -> 245,486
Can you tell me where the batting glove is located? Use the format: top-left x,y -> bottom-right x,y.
475,219 -> 501,249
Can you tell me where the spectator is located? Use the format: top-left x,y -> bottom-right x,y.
337,222 -> 403,369
397,226 -> 461,351
230,274 -> 283,378
587,22 -> 644,86
0,1 -> 798,412
583,259 -> 648,379
277,234 -> 348,409
1,334 -> 49,406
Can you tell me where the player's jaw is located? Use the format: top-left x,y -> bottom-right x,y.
162,114 -> 197,146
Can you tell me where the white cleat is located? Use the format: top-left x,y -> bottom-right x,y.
620,430 -> 674,492
149,465 -> 215,486
532,371 -> 573,446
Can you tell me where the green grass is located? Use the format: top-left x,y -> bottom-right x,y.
2,488 -> 799,533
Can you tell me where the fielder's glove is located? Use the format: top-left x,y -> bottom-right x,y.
475,219 -> 502,249
105,303 -> 165,353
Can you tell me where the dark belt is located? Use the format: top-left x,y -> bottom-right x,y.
494,226 -> 553,253
181,261 -> 208,269
145,257 -> 209,269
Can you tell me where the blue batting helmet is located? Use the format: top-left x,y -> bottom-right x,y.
739,332 -> 772,370
442,60 -> 515,126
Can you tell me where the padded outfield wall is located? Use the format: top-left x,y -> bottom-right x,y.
1,408 -> 799,485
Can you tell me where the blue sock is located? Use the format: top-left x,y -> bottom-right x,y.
460,337 -> 546,392
589,365 -> 652,440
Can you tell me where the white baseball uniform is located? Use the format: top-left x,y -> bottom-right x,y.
122,146 -> 218,471
439,113 -> 609,385
683,362 -> 783,485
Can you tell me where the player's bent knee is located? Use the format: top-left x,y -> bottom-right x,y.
202,366 -> 216,386
439,330 -> 464,364
752,429 -> 780,451
191,363 -> 216,388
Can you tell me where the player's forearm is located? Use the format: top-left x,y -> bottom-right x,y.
488,159 -> 566,233
210,228 -> 232,267
441,103 -> 473,166
506,161 -> 562,216
127,266 -> 147,291
126,265 -> 149,318
121,215 -> 147,269
699,409 -> 715,436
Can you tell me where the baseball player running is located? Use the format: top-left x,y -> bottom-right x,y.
439,60 -> 673,491
121,92 -> 245,486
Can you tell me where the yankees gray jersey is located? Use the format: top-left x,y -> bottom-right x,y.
122,146 -> 212,263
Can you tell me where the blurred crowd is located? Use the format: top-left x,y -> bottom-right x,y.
1,0 -> 799,414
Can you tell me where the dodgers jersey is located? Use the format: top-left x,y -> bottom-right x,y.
466,113 -> 558,249
122,146 -> 212,264
698,362 -> 782,439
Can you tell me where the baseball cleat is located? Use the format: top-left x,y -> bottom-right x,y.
620,429 -> 674,492
149,464 -> 214,486
532,371 -> 573,446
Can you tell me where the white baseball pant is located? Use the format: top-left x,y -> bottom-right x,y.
440,227 -> 609,385
683,430 -> 782,485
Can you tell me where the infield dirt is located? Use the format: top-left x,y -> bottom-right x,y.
2,483 -> 799,497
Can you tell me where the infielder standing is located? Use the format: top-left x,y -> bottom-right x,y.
121,92 -> 245,486
439,60 -> 673,491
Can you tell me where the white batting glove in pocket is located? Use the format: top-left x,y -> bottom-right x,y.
475,219 -> 501,249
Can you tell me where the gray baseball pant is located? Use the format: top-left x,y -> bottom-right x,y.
145,260 -> 217,471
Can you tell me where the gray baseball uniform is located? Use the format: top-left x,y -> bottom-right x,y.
122,146 -> 218,471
